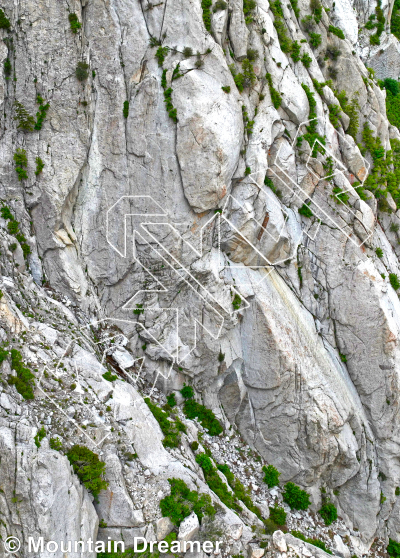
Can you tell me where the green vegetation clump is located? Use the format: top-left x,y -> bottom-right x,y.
221,85 -> 231,93
0,8 -> 10,29
156,46 -> 169,66
298,83 -> 325,157
14,101 -> 35,131
310,0 -> 322,23
123,101 -> 129,118
270,0 -> 293,52
76,61 -> 89,81
49,437 -> 62,451
4,57 -> 11,76
291,531 -> 332,554
262,464 -> 281,487
328,25 -> 345,39
369,0 -> 385,45
389,273 -> 400,290
298,202 -> 313,218
265,73 -> 282,109
13,148 -> 28,181
181,388 -> 223,436
332,186 -> 350,205
232,293 -> 242,310
35,95 -> 50,130
319,502 -> 337,525
34,426 -> 46,448
392,0 -> 400,39
160,478 -> 215,524
335,89 -> 359,139
35,157 -> 44,176
1,205 -> 31,258
269,504 -> 286,525
103,371 -> 118,382
180,385 -> 194,399
376,247 -> 383,258
243,0 -> 257,24
7,348 -> 35,400
218,463 -> 263,518
381,80 -> 400,130
388,539 -> 400,557
201,0 -> 212,31
67,445 -> 109,498
361,126 -> 400,208
145,397 -> 186,447
328,103 -> 341,128
291,40 -> 301,62
68,13 -> 81,33
309,32 -> 322,48
301,52 -> 312,68
283,482 -> 311,510
213,0 -> 228,11
167,393 -> 177,407
289,0 -> 300,19
161,69 -> 178,122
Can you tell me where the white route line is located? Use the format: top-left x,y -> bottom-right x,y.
271,116 -> 373,246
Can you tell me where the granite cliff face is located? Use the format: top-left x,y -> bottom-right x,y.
1,0 -> 400,556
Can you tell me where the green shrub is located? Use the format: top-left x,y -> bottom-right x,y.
103,371 -> 118,382
196,453 -> 214,472
328,104 -> 341,129
291,531 -> 332,554
160,478 -> 215,524
332,186 -> 349,205
4,57 -> 11,76
201,0 -> 212,31
319,502 -> 337,525
243,0 -> 256,22
9,243 -> 17,252
283,482 -> 311,510
328,25 -> 345,39
246,48 -> 258,61
310,0 -> 322,22
218,463 -> 262,518
68,13 -> 81,33
384,78 -> 399,97
49,437 -> 62,451
167,393 -> 177,407
0,8 -> 10,29
145,397 -> 185,448
180,385 -> 194,399
389,273 -> 400,290
35,95 -> 50,130
35,157 -> 44,176
232,293 -> 242,310
326,46 -> 341,61
299,83 -> 326,157
67,445 -> 109,498
14,101 -> 35,131
376,247 -> 383,258
123,101 -> 129,118
269,505 -> 287,525
13,148 -> 28,181
289,0 -> 300,18
291,41 -> 301,62
34,426 -> 46,448
262,464 -> 281,487
265,73 -> 282,109
221,85 -> 231,93
388,539 -> 400,558
309,32 -> 322,48
301,52 -> 312,68
183,398 -> 223,435
298,203 -> 313,218
8,348 -> 35,400
190,441 -> 199,451
76,61 -> 89,81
